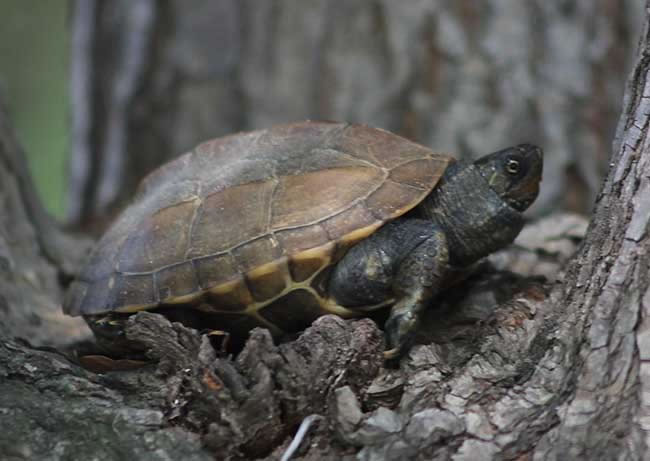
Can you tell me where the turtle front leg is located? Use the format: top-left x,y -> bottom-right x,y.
328,219 -> 450,359
384,231 -> 449,359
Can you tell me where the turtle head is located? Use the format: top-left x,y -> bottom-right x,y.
474,144 -> 543,211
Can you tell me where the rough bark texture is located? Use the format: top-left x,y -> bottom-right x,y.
0,101 -> 89,347
68,0 -> 642,226
2,2 -> 650,461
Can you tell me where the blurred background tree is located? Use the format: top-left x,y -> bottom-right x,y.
0,0 -> 644,226
0,0 -> 68,217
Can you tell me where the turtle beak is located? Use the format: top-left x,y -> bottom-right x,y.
511,144 -> 543,210
517,144 -> 543,172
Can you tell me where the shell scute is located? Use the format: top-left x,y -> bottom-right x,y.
156,262 -> 200,304
112,273 -> 157,313
232,235 -> 283,273
269,165 -> 384,229
193,253 -> 239,290
207,278 -> 253,312
188,179 -> 276,257
117,196 -> 200,273
245,259 -> 290,302
365,180 -> 429,220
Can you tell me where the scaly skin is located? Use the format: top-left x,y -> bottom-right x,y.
329,144 -> 543,358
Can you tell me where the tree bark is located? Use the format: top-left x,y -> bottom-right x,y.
2,2 -> 650,461
0,101 -> 89,346
67,0 -> 642,227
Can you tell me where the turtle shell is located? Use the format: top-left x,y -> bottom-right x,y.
64,122 -> 452,334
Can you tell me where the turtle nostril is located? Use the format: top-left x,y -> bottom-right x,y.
517,144 -> 543,159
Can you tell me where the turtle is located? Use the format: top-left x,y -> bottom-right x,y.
64,121 -> 543,359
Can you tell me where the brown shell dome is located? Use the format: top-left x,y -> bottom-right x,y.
64,121 -> 452,324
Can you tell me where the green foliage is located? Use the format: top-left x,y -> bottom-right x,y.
0,0 -> 68,218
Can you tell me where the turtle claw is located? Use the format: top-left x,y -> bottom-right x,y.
384,308 -> 419,361
383,347 -> 401,360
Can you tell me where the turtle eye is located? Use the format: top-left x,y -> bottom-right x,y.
506,159 -> 520,175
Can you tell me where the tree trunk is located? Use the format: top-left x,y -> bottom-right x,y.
68,0 -> 642,227
0,101 -> 89,346
2,3 -> 650,461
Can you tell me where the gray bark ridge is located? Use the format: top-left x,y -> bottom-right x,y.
0,101 -> 90,347
535,11 -> 650,458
